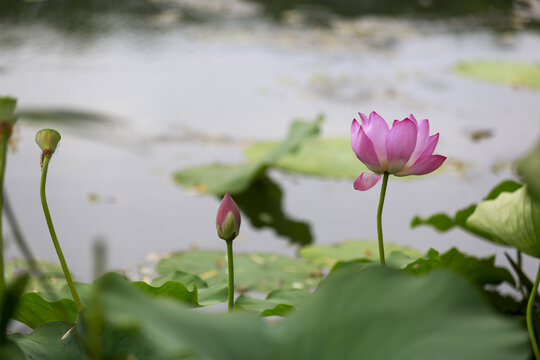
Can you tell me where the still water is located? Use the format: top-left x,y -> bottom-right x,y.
1,0 -> 539,280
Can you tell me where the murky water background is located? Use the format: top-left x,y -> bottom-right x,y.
1,0 -> 540,280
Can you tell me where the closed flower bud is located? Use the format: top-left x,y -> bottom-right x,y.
216,193 -> 241,241
36,129 -> 61,155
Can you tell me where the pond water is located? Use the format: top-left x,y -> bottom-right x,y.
1,0 -> 540,281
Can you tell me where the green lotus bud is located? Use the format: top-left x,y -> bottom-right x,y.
36,129 -> 61,155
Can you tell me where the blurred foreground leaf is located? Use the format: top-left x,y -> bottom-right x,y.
16,267 -> 529,359
11,322 -> 82,360
299,240 -> 422,268
455,61 -> 540,90
157,250 -> 323,293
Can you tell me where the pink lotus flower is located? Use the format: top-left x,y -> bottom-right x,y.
216,193 -> 241,241
351,112 -> 446,191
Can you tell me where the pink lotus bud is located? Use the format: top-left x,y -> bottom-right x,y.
351,112 -> 446,191
216,193 -> 241,241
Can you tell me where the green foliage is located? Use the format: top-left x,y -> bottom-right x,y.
404,248 -> 515,288
13,268 -> 528,359
245,138 -> 367,179
299,240 -> 422,267
13,270 -> 227,329
467,186 -> 540,257
132,270 -> 227,307
12,322 -> 83,360
174,116 -> 322,195
157,250 -> 323,293
411,180 -> 522,246
14,294 -> 78,329
455,61 -> 540,90
235,289 -> 311,316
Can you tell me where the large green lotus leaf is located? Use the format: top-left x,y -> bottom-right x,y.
13,270 -> 227,329
235,288 -> 311,317
518,141 -> 540,202
411,180 -> 522,246
455,61 -> 540,90
11,322 -> 83,360
157,250 -> 323,293
467,185 -> 540,257
132,270 -> 227,307
174,116 -> 322,195
0,341 -> 26,359
13,294 -> 78,329
279,265 -> 528,360
245,138 -> 367,179
86,268 -> 527,360
404,248 -> 515,288
299,240 -> 422,267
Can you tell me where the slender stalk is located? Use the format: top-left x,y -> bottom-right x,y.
527,261 -> 540,360
40,155 -> 83,311
517,250 -> 526,298
5,189 -> 56,296
0,136 -> 7,292
376,172 -> 389,266
226,240 -> 234,312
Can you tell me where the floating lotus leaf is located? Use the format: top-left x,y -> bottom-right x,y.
299,240 -> 422,268
455,61 -> 540,90
245,138 -> 366,179
235,288 -> 311,316
157,250 -> 323,293
174,116 -> 322,195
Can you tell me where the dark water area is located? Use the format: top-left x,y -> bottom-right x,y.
1,0 -> 540,281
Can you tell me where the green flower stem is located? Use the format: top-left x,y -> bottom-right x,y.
226,240 -> 234,312
376,172 -> 390,266
0,136 -> 7,292
40,155 -> 83,312
527,261 -> 540,360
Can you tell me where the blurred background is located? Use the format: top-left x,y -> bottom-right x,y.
0,0 -> 539,281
